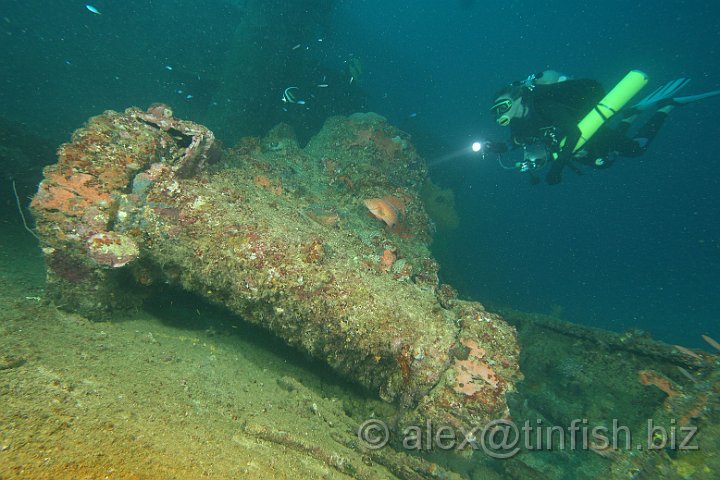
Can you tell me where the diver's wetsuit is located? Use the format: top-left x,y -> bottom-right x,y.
504,79 -> 670,184
581,108 -> 670,161
509,79 -> 605,152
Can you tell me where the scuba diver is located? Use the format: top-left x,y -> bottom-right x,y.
484,69 -> 720,185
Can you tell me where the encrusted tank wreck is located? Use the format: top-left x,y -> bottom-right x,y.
31,105 -> 521,435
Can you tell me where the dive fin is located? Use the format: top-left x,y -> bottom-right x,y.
671,89 -> 720,105
632,78 -> 691,110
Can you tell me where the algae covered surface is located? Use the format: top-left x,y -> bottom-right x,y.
28,106 -> 522,437
2,108 -> 720,480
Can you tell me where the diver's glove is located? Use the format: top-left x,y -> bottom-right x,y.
545,150 -> 572,185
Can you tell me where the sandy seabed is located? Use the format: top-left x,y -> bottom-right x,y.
0,216 -> 408,480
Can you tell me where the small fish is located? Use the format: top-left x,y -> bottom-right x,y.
674,344 -> 703,360
291,44 -> 301,50
164,65 -> 173,71
677,366 -> 698,383
702,334 -> 720,352
282,86 -> 299,103
85,4 -> 101,15
185,94 -> 193,100
316,84 -> 329,88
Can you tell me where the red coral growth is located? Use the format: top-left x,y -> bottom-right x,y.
304,239 -> 325,263
31,169 -> 113,217
254,175 -> 283,195
454,338 -> 499,397
86,232 -> 139,268
679,393 -> 708,426
371,130 -> 404,159
396,344 -> 412,383
145,103 -> 174,122
638,370 -> 680,398
97,162 -> 137,190
350,127 -> 405,159
379,249 -> 396,272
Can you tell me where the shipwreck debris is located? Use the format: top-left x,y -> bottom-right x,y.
31,106 -> 521,437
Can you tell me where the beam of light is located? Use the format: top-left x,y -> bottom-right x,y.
427,141 -> 485,168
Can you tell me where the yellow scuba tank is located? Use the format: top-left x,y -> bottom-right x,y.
573,70 -> 649,151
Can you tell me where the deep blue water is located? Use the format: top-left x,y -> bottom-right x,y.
2,0 -> 719,347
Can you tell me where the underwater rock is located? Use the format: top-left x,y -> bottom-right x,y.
85,232 -> 139,268
31,107 -> 521,436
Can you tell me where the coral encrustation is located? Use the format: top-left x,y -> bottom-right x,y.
30,106 -> 521,435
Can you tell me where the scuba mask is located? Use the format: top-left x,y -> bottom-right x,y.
491,97 -> 514,126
